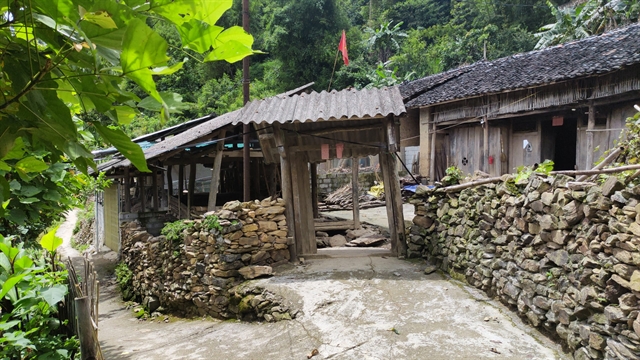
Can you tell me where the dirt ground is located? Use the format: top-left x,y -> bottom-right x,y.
58,210 -> 568,360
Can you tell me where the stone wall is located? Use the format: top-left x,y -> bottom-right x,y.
409,174 -> 640,359
317,171 -> 377,197
120,198 -> 296,322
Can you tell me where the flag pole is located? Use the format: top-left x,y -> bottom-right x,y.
327,49 -> 340,92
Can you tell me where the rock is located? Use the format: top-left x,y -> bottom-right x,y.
143,296 -> 160,313
258,221 -> 278,232
238,266 -> 273,280
345,228 -> 375,240
547,250 -> 569,266
316,231 -> 329,237
251,251 -> 270,264
424,265 -> 438,274
223,200 -> 243,211
604,305 -> 626,323
602,176 -> 624,197
631,271 -> 640,292
349,235 -> 386,247
589,333 -> 606,350
412,216 -> 433,229
329,235 -> 347,247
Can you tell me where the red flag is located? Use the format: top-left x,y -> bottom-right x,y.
338,30 -> 349,66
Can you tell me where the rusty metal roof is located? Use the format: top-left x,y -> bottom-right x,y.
234,86 -> 405,125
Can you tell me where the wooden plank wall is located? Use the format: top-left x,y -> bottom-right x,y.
446,124 -> 507,177
103,183 -> 120,252
576,101 -> 637,169
509,125 -> 540,170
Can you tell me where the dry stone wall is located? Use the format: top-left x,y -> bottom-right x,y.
120,198 -> 296,322
409,174 -> 640,359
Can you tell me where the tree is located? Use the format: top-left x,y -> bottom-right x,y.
364,21 -> 407,63
0,0 -> 258,237
535,0 -> 639,49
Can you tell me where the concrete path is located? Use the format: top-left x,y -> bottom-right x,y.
95,252 -> 568,360
56,208 -> 81,260
323,204 -> 415,229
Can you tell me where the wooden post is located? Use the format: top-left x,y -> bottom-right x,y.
188,163 -> 196,219
159,163 -> 166,209
429,119 -> 437,183
351,158 -> 360,229
483,116 -> 489,173
167,165 -> 173,197
273,124 -> 297,262
310,163 -> 319,219
139,175 -> 146,213
124,168 -> 131,213
291,154 -> 316,255
420,108 -> 432,179
386,115 -> 399,153
586,102 -> 596,169
178,164 -> 184,218
208,137 -> 225,212
75,296 -> 97,360
379,151 -> 398,255
152,169 -> 159,212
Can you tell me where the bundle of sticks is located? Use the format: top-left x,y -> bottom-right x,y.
319,183 -> 385,211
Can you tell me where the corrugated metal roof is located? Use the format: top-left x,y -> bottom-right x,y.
100,86 -> 405,173
234,86 -> 405,125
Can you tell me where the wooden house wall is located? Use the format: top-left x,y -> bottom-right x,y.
576,101 -> 637,169
447,124 -> 507,177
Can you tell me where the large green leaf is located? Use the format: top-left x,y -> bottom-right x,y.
83,10 -> 118,29
0,273 -> 27,300
40,285 -> 68,307
151,0 -> 232,26
32,0 -> 79,24
13,256 -> 33,273
93,124 -> 150,172
177,19 -> 223,53
121,19 -> 169,103
137,92 -> 191,113
205,26 -> 256,63
15,157 -> 49,174
39,226 -> 63,253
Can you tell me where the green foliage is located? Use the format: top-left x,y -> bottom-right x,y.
115,262 -> 134,301
0,139 -> 86,242
364,63 -> 415,89
0,0 -> 258,179
161,220 -> 195,243
203,215 -> 223,232
364,21 -> 408,63
514,159 -> 555,183
0,234 -> 78,359
535,0 -> 639,49
442,166 -> 463,185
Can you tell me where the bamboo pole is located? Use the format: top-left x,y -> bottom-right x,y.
576,146 -> 624,182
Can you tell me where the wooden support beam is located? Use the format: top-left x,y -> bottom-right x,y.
379,152 -> 398,255
419,107 -> 432,178
310,163 -> 319,219
167,165 -> 173,197
139,175 -> 146,213
381,151 -> 407,257
351,158 -> 360,230
188,163 -> 196,219
314,220 -> 355,231
159,163 -> 166,209
207,137 -> 225,212
273,124 -> 297,262
386,116 -> 399,153
178,164 -> 184,218
291,153 -> 315,255
429,120 -> 437,184
124,168 -> 131,212
586,102 -> 596,169
483,116 -> 489,173
152,170 -> 159,212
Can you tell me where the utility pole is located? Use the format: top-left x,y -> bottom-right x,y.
242,0 -> 251,202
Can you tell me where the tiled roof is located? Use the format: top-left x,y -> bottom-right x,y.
401,23 -> 640,108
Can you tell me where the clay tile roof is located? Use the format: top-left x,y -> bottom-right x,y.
400,23 -> 640,108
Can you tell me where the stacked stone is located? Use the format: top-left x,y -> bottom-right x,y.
119,197 -> 294,322
409,174 -> 640,360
